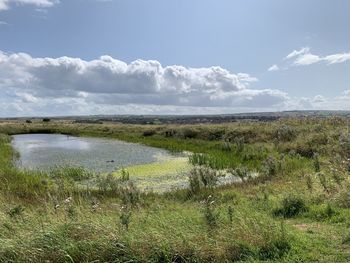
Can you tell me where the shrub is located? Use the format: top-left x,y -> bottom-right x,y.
310,204 -> 336,220
273,195 -> 308,218
221,141 -> 232,151
317,172 -> 328,193
233,136 -> 245,153
96,173 -> 120,193
142,130 -> 156,137
120,168 -> 130,182
259,238 -> 291,260
188,166 -> 221,194
7,205 -> 25,219
259,222 -> 291,260
227,242 -> 255,261
120,182 -> 140,206
337,189 -> 350,208
180,128 -> 198,139
42,118 -> 51,122
119,206 -> 132,230
229,166 -> 250,183
339,132 -> 350,156
275,125 -> 297,142
201,195 -> 220,228
313,153 -> 320,172
262,156 -> 279,178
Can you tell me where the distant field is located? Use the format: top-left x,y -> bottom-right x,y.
1,117 -> 350,262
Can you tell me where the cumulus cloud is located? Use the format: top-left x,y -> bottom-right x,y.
0,0 -> 58,11
0,51 -> 291,116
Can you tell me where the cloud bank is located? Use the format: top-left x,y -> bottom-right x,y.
0,51 -> 293,116
1,51 -> 350,117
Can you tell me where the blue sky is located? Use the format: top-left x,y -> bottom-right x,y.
0,0 -> 350,116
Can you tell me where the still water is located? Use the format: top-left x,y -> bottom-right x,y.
12,134 -> 174,172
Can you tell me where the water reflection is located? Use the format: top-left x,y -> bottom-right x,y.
13,134 -> 174,173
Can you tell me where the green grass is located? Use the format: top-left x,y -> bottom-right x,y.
1,118 -> 350,261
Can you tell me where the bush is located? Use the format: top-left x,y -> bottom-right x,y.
188,166 -> 221,194
275,125 -> 297,142
273,195 -> 308,218
179,128 -> 198,139
339,132 -> 350,156
259,238 -> 291,260
202,195 -> 220,228
337,189 -> 350,208
142,130 -> 156,137
262,156 -> 279,178
229,166 -> 250,183
227,242 -> 255,261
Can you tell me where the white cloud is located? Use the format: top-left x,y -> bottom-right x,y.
268,64 -> 279,72
0,0 -> 58,11
285,47 -> 310,60
0,51 -> 291,116
286,47 -> 350,67
270,47 -> 350,71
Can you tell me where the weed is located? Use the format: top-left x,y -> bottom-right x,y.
120,182 -> 140,206
227,205 -> 234,223
201,195 -> 220,228
229,166 -> 250,183
317,172 -> 328,193
188,166 -> 221,194
7,205 -> 25,219
120,168 -> 130,182
275,125 -> 297,142
273,195 -> 308,218
119,206 -> 132,230
305,174 -> 313,192
313,153 -> 321,173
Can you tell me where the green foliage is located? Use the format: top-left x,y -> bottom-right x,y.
188,166 -> 221,194
273,195 -> 308,218
7,205 -> 25,219
50,166 -> 93,181
313,153 -> 321,172
120,168 -> 130,181
229,166 -> 250,183
275,125 -> 297,142
201,195 -> 220,228
262,156 -> 279,178
119,206 -> 132,230
227,205 -> 234,222
339,132 -> 350,156
142,129 -> 156,137
120,182 -> 140,206
1,119 -> 350,261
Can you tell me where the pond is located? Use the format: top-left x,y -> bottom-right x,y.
12,134 -> 176,173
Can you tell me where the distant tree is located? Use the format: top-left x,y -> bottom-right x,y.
42,118 -> 51,122
25,120 -> 32,124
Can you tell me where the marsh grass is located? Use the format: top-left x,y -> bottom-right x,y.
1,118 -> 350,261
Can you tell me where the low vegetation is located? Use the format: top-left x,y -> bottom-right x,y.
0,117 -> 350,262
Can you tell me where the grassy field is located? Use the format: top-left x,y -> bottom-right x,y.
1,117 -> 350,262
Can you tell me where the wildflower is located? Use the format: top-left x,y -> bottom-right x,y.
64,197 -> 72,204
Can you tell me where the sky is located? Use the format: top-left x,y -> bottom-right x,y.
0,0 -> 350,117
